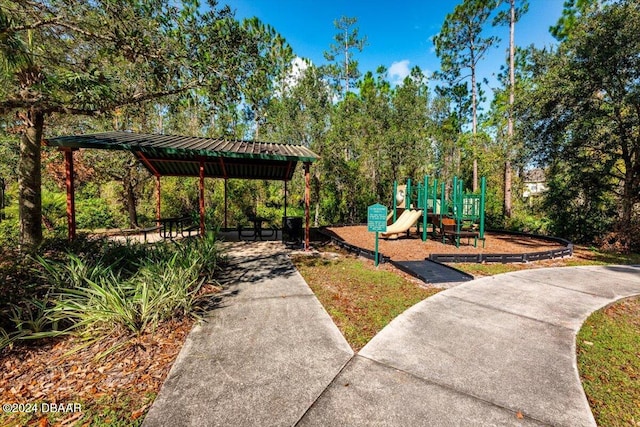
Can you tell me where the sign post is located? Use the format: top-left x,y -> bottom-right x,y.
367,203 -> 387,266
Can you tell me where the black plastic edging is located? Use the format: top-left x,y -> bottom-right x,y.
319,227 -> 472,281
318,228 -> 390,264
320,226 -> 573,265
486,228 -> 574,249
429,231 -> 573,264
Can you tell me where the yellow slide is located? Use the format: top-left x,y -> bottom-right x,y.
381,209 -> 423,239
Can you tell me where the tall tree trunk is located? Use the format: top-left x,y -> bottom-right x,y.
126,181 -> 138,228
471,54 -> 478,192
313,170 -> 321,227
504,160 -> 512,215
19,108 -> 44,249
504,0 -> 516,218
123,171 -> 139,228
344,27 -> 349,94
620,167 -> 636,230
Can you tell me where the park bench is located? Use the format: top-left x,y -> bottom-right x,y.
181,222 -> 200,237
441,218 -> 483,248
119,225 -> 162,242
140,225 -> 162,242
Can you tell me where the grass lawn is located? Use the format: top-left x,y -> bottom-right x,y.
577,296 -> 640,426
292,250 -> 441,351
294,244 -> 639,425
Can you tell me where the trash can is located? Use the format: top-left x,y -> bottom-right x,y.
282,216 -> 302,243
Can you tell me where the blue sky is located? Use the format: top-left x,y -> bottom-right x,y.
226,0 -> 564,90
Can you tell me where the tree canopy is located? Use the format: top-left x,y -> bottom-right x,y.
0,0 -> 638,252
520,0 -> 640,246
0,0 -> 260,248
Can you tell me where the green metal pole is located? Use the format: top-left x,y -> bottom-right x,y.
440,181 -> 446,243
456,179 -> 463,233
375,231 -> 379,266
452,176 -> 458,219
422,175 -> 428,241
393,181 -> 397,222
480,176 -> 486,239
406,178 -> 411,209
433,178 -> 438,214
440,181 -> 446,221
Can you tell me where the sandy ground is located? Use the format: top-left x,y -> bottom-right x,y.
325,226 -> 566,261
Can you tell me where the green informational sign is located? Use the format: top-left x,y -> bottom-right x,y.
367,203 -> 387,266
367,203 -> 387,233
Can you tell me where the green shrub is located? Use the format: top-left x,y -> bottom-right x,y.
505,211 -> 551,235
1,233 -> 224,350
9,298 -> 59,338
50,245 -> 212,335
76,198 -> 117,229
0,218 -> 19,249
41,189 -> 66,229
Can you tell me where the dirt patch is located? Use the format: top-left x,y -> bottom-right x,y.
325,226 -> 566,261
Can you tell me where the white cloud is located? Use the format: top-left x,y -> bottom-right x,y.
282,56 -> 309,92
388,60 -> 411,85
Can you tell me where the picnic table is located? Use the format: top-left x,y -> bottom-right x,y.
238,216 -> 277,241
159,216 -> 198,239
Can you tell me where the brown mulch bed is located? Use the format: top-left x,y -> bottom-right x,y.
0,318 -> 194,426
326,226 -> 566,261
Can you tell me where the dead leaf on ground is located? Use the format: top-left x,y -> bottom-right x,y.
60,411 -> 83,426
0,318 -> 194,423
131,403 -> 151,420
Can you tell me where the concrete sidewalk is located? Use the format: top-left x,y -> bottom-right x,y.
143,241 -> 640,426
300,265 -> 640,426
143,242 -> 353,427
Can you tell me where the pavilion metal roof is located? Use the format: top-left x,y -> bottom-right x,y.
45,131 -> 318,181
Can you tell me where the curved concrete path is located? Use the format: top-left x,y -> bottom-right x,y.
300,265 -> 640,426
142,240 -> 640,426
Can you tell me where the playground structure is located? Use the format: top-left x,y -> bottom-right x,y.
385,176 -> 486,247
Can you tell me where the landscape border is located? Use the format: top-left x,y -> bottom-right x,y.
429,230 -> 573,263
318,226 -> 573,264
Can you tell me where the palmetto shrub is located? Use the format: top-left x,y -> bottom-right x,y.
1,234 -> 224,350
49,236 -> 222,335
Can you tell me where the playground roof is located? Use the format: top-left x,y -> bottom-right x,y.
45,131 -> 318,181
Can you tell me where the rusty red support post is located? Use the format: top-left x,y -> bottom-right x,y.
63,149 -> 76,241
155,175 -> 161,227
304,162 -> 310,251
199,160 -> 205,236
224,178 -> 228,229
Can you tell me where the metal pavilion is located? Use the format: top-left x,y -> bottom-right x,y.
45,131 -> 318,249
